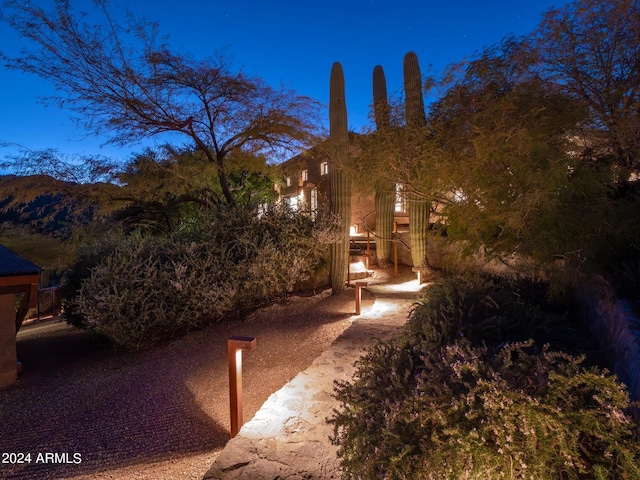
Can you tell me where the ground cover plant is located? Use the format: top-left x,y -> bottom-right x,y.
61,204 -> 339,349
330,275 -> 640,480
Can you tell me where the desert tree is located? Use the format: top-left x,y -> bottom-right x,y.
1,0 -> 321,206
531,0 -> 640,284
535,0 -> 640,185
359,38 -> 587,274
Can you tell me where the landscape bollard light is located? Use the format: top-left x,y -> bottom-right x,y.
393,221 -> 399,278
355,281 -> 368,315
413,267 -> 422,284
228,336 -> 256,438
393,242 -> 398,278
366,231 -> 371,269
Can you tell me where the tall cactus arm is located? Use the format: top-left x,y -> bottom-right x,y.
329,62 -> 352,294
403,52 -> 431,269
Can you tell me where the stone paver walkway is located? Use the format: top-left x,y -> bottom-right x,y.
203,271 -> 428,479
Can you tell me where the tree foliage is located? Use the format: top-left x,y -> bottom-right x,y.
0,140 -> 284,242
535,0 -> 640,180
1,0 -> 321,205
353,0 -> 640,284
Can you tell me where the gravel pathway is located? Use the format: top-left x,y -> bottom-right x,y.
0,284 -> 374,480
203,272 -> 421,479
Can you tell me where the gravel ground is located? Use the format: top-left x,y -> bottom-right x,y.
0,285 -> 374,480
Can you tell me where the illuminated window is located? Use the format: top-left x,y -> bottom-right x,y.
320,162 -> 329,175
286,195 -> 298,211
286,176 -> 292,187
301,169 -> 308,181
256,202 -> 267,218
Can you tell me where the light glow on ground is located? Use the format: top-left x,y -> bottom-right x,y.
359,300 -> 398,318
385,278 -> 428,293
349,261 -> 368,273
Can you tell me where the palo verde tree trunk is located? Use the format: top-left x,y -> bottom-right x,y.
329,62 -> 352,294
404,51 -> 431,269
373,65 -> 395,268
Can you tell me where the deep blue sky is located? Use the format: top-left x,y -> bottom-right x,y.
0,0 -> 570,167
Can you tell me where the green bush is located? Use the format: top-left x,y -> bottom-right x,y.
331,341 -> 640,480
60,236 -> 124,329
74,235 -> 236,348
404,275 -> 597,359
63,204 -> 338,348
330,276 -> 640,479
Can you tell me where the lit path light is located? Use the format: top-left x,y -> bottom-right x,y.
228,336 -> 256,438
394,242 -> 399,278
354,281 -> 368,315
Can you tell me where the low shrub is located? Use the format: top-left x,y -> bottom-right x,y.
63,204 -> 338,349
330,276 -> 639,479
404,275 -> 599,360
60,236 -> 124,329
74,235 -> 236,348
331,340 -> 640,480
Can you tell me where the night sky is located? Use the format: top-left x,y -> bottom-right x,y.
0,0 -> 570,167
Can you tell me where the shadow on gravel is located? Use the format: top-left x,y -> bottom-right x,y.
1,321 -> 227,480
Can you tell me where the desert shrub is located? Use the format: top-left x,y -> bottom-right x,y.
63,204 -> 338,348
233,205 -> 340,309
331,340 -> 640,480
60,236 -> 124,328
330,276 -> 639,479
404,275 -> 597,359
74,234 -> 236,348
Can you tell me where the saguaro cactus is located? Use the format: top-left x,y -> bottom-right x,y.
404,51 -> 427,127
373,65 -> 391,129
329,62 -> 352,294
403,51 -> 430,269
372,65 -> 395,267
